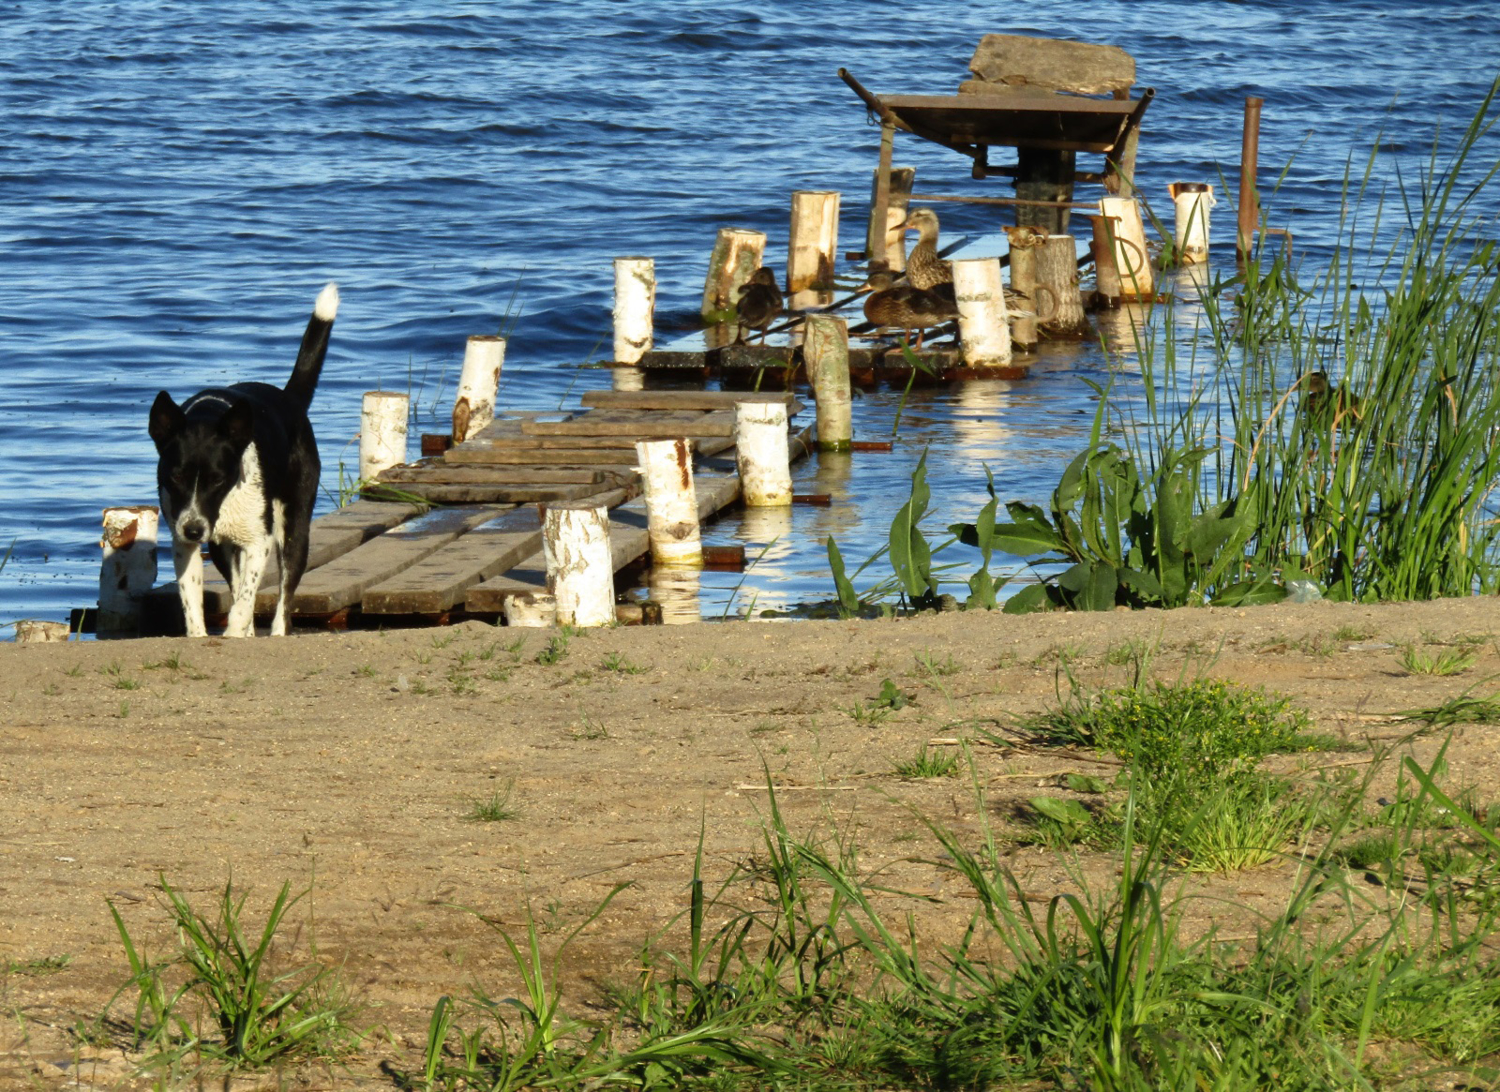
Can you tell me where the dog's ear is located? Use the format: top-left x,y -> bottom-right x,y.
219,399 -> 256,450
148,392 -> 184,449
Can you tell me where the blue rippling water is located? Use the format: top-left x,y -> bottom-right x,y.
2,2 -> 1498,626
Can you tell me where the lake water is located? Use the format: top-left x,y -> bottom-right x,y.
3,2 -> 1498,628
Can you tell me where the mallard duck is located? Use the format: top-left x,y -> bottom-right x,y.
903,207 -> 950,292
735,267 -> 783,344
903,207 -> 1034,316
1300,371 -> 1362,426
859,270 -> 957,350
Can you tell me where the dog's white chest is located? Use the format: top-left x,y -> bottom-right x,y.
212,444 -> 270,547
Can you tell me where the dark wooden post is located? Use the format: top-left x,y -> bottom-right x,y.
1237,97 -> 1263,267
870,121 -> 896,266
1014,147 -> 1075,235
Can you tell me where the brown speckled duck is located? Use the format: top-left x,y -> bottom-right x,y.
735,267 -> 783,344
904,207 -> 1034,316
859,269 -> 958,350
1300,371 -> 1363,427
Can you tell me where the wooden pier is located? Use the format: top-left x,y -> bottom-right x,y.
139,390 -> 808,634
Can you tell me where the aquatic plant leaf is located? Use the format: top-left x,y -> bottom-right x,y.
1002,582 -> 1056,615
826,536 -> 859,618
1210,578 -> 1288,607
1057,561 -> 1118,612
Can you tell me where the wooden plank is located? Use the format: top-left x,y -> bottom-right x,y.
444,446 -> 657,466
362,507 -> 544,615
292,504 -> 514,615
377,463 -> 608,485
521,410 -> 731,438
361,481 -> 603,505
580,390 -> 798,411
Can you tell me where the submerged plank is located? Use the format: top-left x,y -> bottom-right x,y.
581,390 -> 801,412
293,504 -> 513,615
362,507 -> 544,615
521,409 -> 728,438
377,464 -> 608,485
361,481 -> 601,505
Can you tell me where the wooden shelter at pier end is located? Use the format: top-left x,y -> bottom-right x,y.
841,34 -> 1153,260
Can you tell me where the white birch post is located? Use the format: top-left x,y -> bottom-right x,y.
952,257 -> 1013,368
502,591 -> 557,628
1098,197 -> 1154,300
734,402 -> 792,507
452,335 -> 505,443
98,505 -> 159,637
543,504 -> 615,627
1168,183 -> 1216,264
788,190 -> 840,293
701,228 -> 766,321
612,256 -> 655,363
1035,235 -> 1089,335
635,439 -> 703,567
803,314 -> 851,451
15,620 -> 71,644
360,391 -> 409,482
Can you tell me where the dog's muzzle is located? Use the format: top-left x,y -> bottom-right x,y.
179,518 -> 209,542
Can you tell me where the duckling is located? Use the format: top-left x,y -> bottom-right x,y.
735,267 -> 783,344
859,269 -> 958,350
1300,371 -> 1362,427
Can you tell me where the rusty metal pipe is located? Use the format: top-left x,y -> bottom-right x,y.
1238,97 -> 1263,267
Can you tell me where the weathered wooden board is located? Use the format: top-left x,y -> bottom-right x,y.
293,504 -> 514,615
443,446 -> 657,466
361,480 -> 602,505
522,410 -> 734,438
362,507 -> 544,615
580,390 -> 801,412
377,463 -> 610,485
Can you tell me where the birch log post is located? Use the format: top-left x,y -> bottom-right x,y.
803,313 -> 852,451
543,504 -> 616,627
612,256 -> 655,363
952,257 -> 1013,368
735,402 -> 792,507
866,166 -> 915,272
502,591 -> 557,628
98,505 -> 159,637
452,335 -> 505,443
1098,197 -> 1154,301
1168,183 -> 1215,264
788,190 -> 840,293
360,391 -> 409,482
1035,236 -> 1089,336
635,439 -> 703,567
701,228 -> 766,322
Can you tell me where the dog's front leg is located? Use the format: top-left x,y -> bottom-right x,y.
224,539 -> 272,638
173,539 -> 208,638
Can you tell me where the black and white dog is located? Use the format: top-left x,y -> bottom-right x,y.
148,284 -> 338,638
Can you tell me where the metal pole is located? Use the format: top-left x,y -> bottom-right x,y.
1237,97 -> 1263,267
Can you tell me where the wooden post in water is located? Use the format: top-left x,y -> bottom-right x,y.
613,256 -> 655,363
1168,183 -> 1215,264
1015,147 -> 1075,235
952,257 -> 1012,368
1098,198 -> 1153,301
452,335 -> 505,443
1089,214 -> 1123,308
788,190 -> 840,297
543,504 -> 615,627
635,439 -> 703,567
804,314 -> 852,451
735,402 -> 792,507
867,166 -> 915,271
1035,236 -> 1089,335
1238,97 -> 1263,267
360,391 -> 409,482
702,228 -> 766,322
98,505 -> 158,637
1005,230 -> 1046,351
503,591 -> 556,628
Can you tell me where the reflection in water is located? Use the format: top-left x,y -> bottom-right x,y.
611,366 -> 645,391
738,505 -> 794,555
1094,303 -> 1155,364
649,566 -> 702,625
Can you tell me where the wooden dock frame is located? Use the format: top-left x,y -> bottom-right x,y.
139,391 -> 811,635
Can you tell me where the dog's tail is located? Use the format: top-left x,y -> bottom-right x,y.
283,282 -> 339,410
